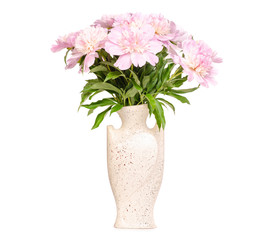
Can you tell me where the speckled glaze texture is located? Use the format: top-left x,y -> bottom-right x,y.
107,104 -> 164,229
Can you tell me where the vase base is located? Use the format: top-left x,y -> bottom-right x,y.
114,224 -> 157,229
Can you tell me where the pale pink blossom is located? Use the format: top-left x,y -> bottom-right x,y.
105,24 -> 163,70
69,26 -> 107,72
129,13 -> 150,29
173,39 -> 222,87
148,14 -> 188,43
51,32 -> 79,52
74,27 -> 107,55
148,14 -> 172,40
113,13 -> 133,27
93,15 -> 115,29
112,13 -> 150,29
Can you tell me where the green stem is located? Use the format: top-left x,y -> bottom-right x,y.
168,71 -> 183,81
137,94 -> 145,105
129,65 -> 133,78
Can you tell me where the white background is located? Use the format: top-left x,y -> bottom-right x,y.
0,0 -> 274,239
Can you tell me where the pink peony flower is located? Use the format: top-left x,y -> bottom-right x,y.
112,13 -> 133,28
105,24 -> 163,70
148,14 -> 188,43
112,13 -> 149,29
93,15 -> 116,29
173,39 -> 222,87
51,32 -> 79,52
148,14 -> 172,40
129,13 -> 150,29
74,27 -> 107,55
68,26 -> 107,72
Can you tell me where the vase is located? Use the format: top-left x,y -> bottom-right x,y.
107,104 -> 164,229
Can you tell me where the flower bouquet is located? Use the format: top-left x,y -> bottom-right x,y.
52,13 -> 222,130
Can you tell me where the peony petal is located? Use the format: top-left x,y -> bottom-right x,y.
51,44 -> 64,53
196,75 -> 209,87
83,53 -> 96,72
141,24 -> 155,41
131,52 -> 146,67
148,40 -> 163,54
156,34 -> 174,41
105,41 -> 124,55
171,55 -> 181,65
114,54 -> 132,70
70,49 -> 84,59
144,52 -> 159,66
170,21 -> 177,33
212,52 -> 223,63
130,52 -> 139,67
108,28 -> 123,44
65,56 -> 80,69
186,71 -> 195,82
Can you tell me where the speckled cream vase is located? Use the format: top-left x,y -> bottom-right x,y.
107,104 -> 164,229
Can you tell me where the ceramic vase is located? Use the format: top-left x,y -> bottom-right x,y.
107,104 -> 164,229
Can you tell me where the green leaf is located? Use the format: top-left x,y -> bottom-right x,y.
164,92 -> 190,104
162,63 -> 175,82
104,71 -> 123,82
167,76 -> 188,88
142,75 -> 150,88
170,85 -> 200,94
82,98 -> 115,110
92,72 -> 105,81
129,69 -> 141,85
173,65 -> 183,77
146,74 -> 158,92
88,90 -> 103,100
157,98 -> 175,113
80,91 -> 94,105
110,103 -> 123,115
129,78 -> 142,91
79,89 -> 101,111
159,102 -> 167,110
81,80 -> 101,93
87,109 -> 94,116
85,79 -> 101,84
145,93 -> 156,111
89,82 -> 123,95
125,86 -> 138,98
144,64 -> 155,75
147,101 -> 153,116
153,99 -> 166,129
129,70 -> 142,91
165,58 -> 174,63
90,65 -> 108,73
92,106 -> 112,130
156,67 -> 165,90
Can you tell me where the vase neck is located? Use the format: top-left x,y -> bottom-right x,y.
117,105 -> 149,129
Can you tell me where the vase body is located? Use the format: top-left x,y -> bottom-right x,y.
107,104 -> 164,229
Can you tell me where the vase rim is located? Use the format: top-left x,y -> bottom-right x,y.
117,104 -> 148,116
119,104 -> 147,109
